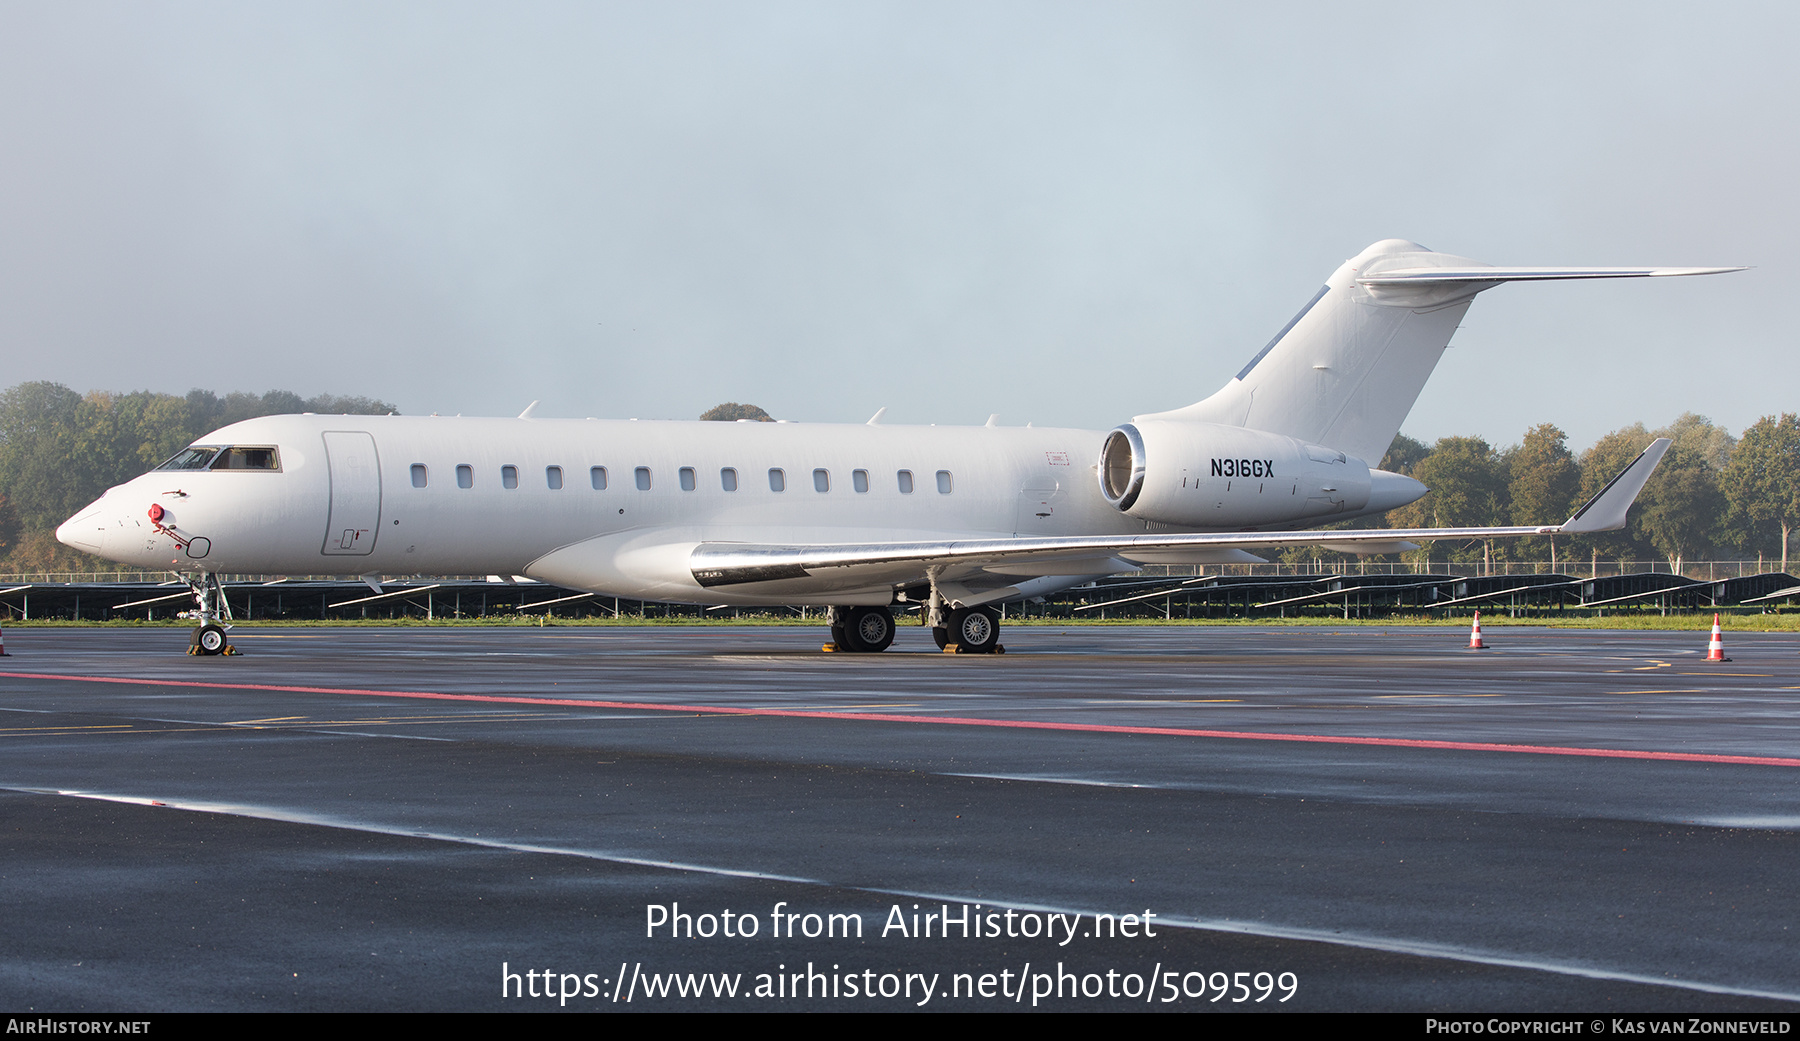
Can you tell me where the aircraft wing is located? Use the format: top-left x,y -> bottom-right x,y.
690,439 -> 1670,591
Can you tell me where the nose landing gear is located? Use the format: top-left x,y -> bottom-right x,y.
191,623 -> 229,655
182,572 -> 237,656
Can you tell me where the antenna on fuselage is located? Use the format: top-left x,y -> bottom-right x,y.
867,407 -> 886,425
518,401 -> 540,419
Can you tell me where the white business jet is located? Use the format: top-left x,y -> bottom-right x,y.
57,239 -> 1735,655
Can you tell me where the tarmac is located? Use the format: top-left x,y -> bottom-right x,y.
2,622 -> 1798,1012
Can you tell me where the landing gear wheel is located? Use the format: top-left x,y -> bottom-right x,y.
840,606 -> 894,653
946,607 -> 1000,653
932,626 -> 949,650
192,624 -> 228,656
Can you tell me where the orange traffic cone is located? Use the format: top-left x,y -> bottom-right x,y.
1467,612 -> 1486,650
1705,613 -> 1729,662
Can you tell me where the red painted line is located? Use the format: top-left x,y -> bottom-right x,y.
6,669 -> 1799,768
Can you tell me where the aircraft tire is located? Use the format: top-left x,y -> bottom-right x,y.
932,626 -> 949,650
844,606 -> 894,653
946,607 -> 1000,653
830,624 -> 851,652
194,624 -> 228,656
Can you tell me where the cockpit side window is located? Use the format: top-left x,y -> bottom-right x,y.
210,446 -> 281,471
156,447 -> 221,471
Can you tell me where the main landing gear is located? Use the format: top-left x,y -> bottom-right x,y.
936,606 -> 1001,654
828,605 -> 896,653
183,572 -> 237,656
824,600 -> 1004,653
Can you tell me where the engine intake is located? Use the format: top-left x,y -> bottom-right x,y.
1098,425 -> 1146,511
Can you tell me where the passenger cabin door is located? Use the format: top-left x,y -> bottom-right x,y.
322,431 -> 381,556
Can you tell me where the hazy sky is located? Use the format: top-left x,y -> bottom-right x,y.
1,2 -> 1791,452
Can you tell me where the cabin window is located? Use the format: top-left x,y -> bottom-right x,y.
897,470 -> 914,494
635,466 -> 652,490
210,446 -> 281,471
456,464 -> 473,489
813,468 -> 830,493
852,469 -> 869,493
502,465 -> 519,490
546,466 -> 563,490
410,464 -> 428,488
721,467 -> 738,491
590,466 -> 607,490
768,468 -> 786,492
937,470 -> 953,494
679,467 -> 697,491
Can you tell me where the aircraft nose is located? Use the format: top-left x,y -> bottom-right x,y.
56,504 -> 108,554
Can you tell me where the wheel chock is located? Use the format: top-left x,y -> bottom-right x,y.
822,642 -> 840,652
995,645 -> 1005,655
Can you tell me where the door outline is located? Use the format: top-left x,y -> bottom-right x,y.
321,431 -> 382,556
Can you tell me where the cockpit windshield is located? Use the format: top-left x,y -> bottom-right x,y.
154,445 -> 281,472
156,447 -> 221,471
210,446 -> 281,470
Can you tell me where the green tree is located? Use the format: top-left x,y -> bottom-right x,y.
1655,412 -> 1735,470
0,381 -> 86,533
0,492 -> 19,558
1721,413 -> 1800,572
700,402 -> 773,422
1509,424 -> 1581,565
1387,436 -> 1510,567
1577,421 -> 1723,574
1636,462 -> 1723,573
1571,424 -> 1654,566
1379,433 -> 1430,475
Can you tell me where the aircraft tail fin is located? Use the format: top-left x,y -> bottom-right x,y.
1140,240 -> 1738,465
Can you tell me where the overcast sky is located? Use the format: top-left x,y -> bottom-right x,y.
1,2 -> 1791,452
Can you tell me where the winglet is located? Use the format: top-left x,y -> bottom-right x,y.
1557,438 -> 1672,533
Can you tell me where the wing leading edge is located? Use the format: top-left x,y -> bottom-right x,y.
689,439 -> 1671,591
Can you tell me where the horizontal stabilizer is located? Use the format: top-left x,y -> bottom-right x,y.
1358,266 -> 1743,286
1559,438 -> 1672,534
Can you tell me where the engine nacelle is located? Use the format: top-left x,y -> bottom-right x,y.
1098,420 -> 1375,528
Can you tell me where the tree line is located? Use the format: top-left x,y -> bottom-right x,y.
1358,414 -> 1800,573
1,380 -> 1796,575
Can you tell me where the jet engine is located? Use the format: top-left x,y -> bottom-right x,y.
1097,420 -> 1378,528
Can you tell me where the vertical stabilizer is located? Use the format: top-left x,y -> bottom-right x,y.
1141,240 -> 1741,465
1140,239 -> 1479,464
